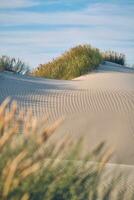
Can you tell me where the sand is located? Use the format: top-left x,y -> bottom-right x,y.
0,62 -> 134,167
0,61 -> 134,193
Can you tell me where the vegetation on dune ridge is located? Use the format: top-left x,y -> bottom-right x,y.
33,44 -> 127,80
33,44 -> 102,80
0,99 -> 132,200
0,45 -> 127,79
102,51 -> 126,66
0,55 -> 29,74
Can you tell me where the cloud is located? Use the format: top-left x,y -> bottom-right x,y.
0,0 -> 38,9
0,2 -> 133,33
0,10 -> 133,30
86,2 -> 134,15
0,1 -> 133,66
0,28 -> 133,45
0,28 -> 133,67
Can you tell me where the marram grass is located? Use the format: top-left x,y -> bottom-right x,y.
0,99 -> 132,200
102,51 -> 125,66
33,44 -> 102,80
33,44 -> 126,80
0,55 -> 29,74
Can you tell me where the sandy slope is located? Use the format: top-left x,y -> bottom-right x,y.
0,62 -> 134,193
0,62 -> 134,165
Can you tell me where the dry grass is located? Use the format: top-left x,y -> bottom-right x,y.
0,55 -> 29,74
0,64 -> 4,72
0,99 -> 62,199
0,99 -> 132,200
102,51 -> 125,66
33,44 -> 102,80
32,45 -> 127,80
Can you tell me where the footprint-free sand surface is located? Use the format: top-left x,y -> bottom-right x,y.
0,62 -> 134,164
0,62 -> 134,191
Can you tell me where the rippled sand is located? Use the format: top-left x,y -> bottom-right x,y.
0,62 -> 134,164
1,62 -> 134,193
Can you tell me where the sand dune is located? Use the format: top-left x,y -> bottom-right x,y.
0,62 -> 134,192
0,62 -> 134,166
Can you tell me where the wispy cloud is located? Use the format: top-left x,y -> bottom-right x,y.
0,1 -> 134,67
0,28 -> 133,67
0,0 -> 38,9
0,5 -> 133,29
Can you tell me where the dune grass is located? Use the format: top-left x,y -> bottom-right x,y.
0,46 -> 126,79
102,51 -> 125,66
33,45 -> 102,80
0,60 -> 5,72
0,99 -> 132,200
33,45 -> 127,80
0,55 -> 29,74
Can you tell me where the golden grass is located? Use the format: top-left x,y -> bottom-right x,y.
33,44 -> 102,80
102,51 -> 125,65
0,99 -> 62,198
0,99 -> 131,200
0,55 -> 29,73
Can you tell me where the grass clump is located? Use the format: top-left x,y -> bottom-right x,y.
0,99 -> 132,200
33,44 -> 102,80
0,55 -> 29,74
102,51 -> 125,66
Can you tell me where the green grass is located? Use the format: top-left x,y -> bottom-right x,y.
0,46 -> 126,78
33,44 -> 102,80
33,45 -> 127,80
0,55 -> 29,74
0,99 -> 132,200
0,59 -> 5,72
102,51 -> 125,66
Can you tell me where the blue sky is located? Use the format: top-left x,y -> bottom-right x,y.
0,0 -> 134,68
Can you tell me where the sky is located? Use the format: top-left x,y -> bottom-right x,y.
0,0 -> 134,68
